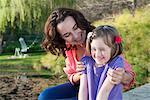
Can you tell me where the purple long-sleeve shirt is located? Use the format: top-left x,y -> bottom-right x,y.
81,56 -> 124,100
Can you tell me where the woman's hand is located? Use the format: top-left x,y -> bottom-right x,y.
76,62 -> 86,72
72,61 -> 86,83
107,68 -> 125,84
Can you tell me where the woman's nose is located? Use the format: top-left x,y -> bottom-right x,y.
72,32 -> 78,40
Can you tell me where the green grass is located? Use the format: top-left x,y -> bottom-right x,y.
0,53 -> 41,67
0,52 -> 52,77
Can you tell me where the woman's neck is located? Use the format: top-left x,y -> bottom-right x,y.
75,44 -> 86,61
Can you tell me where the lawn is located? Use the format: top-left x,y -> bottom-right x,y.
0,52 -> 52,77
0,52 -> 68,99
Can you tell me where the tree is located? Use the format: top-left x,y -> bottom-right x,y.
0,0 -> 75,53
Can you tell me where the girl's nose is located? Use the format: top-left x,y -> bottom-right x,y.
101,51 -> 104,56
96,50 -> 101,57
96,50 -> 104,57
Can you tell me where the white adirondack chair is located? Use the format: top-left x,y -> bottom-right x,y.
19,37 -> 29,53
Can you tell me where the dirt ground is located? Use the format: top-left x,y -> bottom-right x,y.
0,75 -> 67,100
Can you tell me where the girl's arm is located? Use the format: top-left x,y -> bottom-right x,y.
78,74 -> 88,100
96,76 -> 114,100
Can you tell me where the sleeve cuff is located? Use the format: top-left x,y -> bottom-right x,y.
69,74 -> 76,85
123,71 -> 136,90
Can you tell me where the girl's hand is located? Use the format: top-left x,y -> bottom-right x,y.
107,68 -> 125,84
76,62 -> 86,72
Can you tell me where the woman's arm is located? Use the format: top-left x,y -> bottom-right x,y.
96,77 -> 114,100
78,74 -> 88,100
64,57 -> 86,84
122,70 -> 133,84
64,57 -> 83,84
122,60 -> 135,89
107,65 -> 135,89
107,68 -> 132,84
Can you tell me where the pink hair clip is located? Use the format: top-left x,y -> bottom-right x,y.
115,36 -> 122,43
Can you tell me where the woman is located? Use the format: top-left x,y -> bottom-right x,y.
38,8 -> 135,100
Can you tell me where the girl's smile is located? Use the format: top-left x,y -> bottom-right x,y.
91,37 -> 111,66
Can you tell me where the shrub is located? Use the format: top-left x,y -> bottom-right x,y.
40,53 -> 65,76
93,7 -> 150,86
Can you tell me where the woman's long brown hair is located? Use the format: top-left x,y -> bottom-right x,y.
42,8 -> 95,57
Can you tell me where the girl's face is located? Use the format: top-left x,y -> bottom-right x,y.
91,37 -> 111,66
57,16 -> 86,45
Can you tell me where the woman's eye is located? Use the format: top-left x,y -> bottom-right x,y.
64,32 -> 71,38
73,24 -> 78,30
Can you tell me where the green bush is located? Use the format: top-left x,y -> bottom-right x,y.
40,53 -> 65,76
3,41 -> 20,53
117,8 -> 150,86
3,34 -> 43,53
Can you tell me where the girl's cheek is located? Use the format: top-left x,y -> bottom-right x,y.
91,51 -> 96,58
101,51 -> 105,56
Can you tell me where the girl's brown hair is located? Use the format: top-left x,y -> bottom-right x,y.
42,8 -> 95,56
86,25 -> 123,60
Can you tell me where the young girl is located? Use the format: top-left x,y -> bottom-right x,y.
79,25 -> 124,100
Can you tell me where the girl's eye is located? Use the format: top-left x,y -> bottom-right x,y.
91,48 -> 96,51
99,48 -> 105,51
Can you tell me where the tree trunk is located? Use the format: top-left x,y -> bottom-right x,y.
0,35 -> 3,54
134,0 -> 149,8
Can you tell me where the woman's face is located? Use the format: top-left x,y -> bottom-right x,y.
57,16 -> 86,45
91,37 -> 111,66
